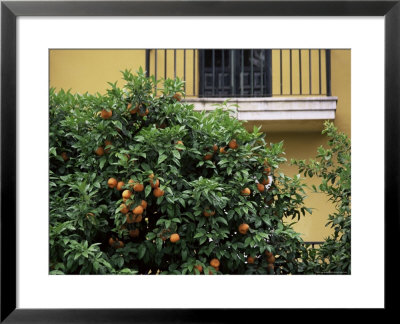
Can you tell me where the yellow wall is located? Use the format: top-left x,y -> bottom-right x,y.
49,49 -> 146,94
49,49 -> 350,241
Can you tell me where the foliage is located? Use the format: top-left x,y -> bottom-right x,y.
49,68 -> 311,275
292,121 -> 351,274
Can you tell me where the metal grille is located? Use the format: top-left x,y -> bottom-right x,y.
146,49 -> 332,98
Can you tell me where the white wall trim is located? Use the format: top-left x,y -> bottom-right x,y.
184,96 -> 338,121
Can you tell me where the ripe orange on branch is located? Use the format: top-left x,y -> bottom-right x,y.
95,147 -> 104,156
100,109 -> 112,119
203,154 -> 213,161
150,179 -> 160,188
117,181 -> 125,191
107,177 -> 117,189
228,139 -> 238,149
133,183 -> 144,192
120,203 -> 129,214
241,188 -> 251,196
247,256 -> 255,264
238,223 -> 250,234
210,258 -> 220,269
257,183 -> 265,192
122,190 -> 132,200
170,233 -> 180,243
129,229 -> 140,238
203,209 -> 215,217
153,188 -> 164,197
132,205 -> 144,215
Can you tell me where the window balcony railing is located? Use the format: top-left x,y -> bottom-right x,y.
145,49 -> 332,98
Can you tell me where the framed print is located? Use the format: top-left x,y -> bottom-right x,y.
1,0 -> 399,321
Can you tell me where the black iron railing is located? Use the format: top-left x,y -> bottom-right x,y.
146,49 -> 332,98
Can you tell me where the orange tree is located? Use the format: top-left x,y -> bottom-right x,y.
49,68 -> 311,275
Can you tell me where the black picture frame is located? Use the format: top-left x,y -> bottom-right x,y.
1,0 -> 398,321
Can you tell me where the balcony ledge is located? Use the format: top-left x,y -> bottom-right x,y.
184,96 -> 338,121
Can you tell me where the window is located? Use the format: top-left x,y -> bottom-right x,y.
199,49 -> 272,97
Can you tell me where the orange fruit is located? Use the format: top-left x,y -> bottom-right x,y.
129,229 -> 140,238
219,146 -> 227,154
122,190 -> 132,200
100,109 -> 112,119
170,233 -> 180,243
173,93 -> 182,101
176,140 -> 184,151
107,177 -> 117,189
95,147 -> 104,156
203,154 -> 213,161
210,258 -> 220,269
117,181 -> 125,191
241,188 -> 251,196
120,203 -> 129,214
203,209 -> 215,217
104,140 -> 112,153
194,265 -> 203,273
61,152 -> 69,161
153,187 -> 164,197
128,103 -> 139,114
115,240 -> 124,249
264,167 -> 271,175
128,179 -> 135,188
267,255 -> 275,264
126,213 -> 135,224
148,173 -> 155,180
247,256 -> 255,264
238,223 -> 250,235
213,144 -> 218,152
257,183 -> 265,192
261,177 -> 270,185
228,139 -> 238,149
108,237 -> 115,246
139,108 -> 149,117
133,214 -> 143,223
265,251 -> 273,258
132,205 -> 144,215
150,179 -> 160,189
133,183 -> 144,192
141,200 -> 148,209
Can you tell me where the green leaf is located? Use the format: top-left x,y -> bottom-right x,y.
158,154 -> 168,164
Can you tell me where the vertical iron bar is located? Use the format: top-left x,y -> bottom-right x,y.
231,50 -> 235,96
319,49 -> 321,95
212,49 -> 215,96
266,49 -> 272,97
164,49 -> 167,80
250,49 -> 254,96
280,49 -> 282,95
183,49 -> 186,93
309,49 -> 312,95
145,49 -> 150,77
299,50 -> 302,95
241,49 -> 244,96
290,49 -> 292,95
155,49 -> 158,93
174,49 -> 176,79
193,50 -> 196,96
260,49 -> 264,96
222,49 -> 225,96
326,49 -> 332,96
